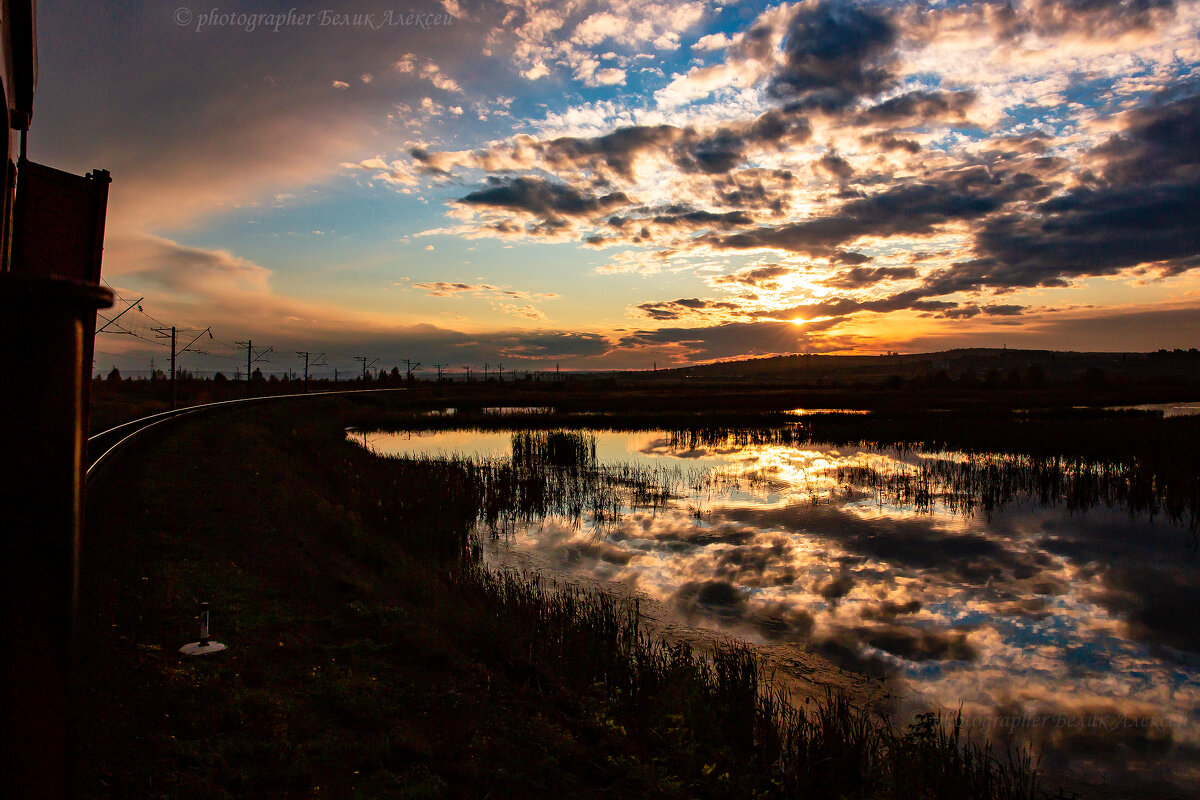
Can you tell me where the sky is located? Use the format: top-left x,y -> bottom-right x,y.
33,0 -> 1200,376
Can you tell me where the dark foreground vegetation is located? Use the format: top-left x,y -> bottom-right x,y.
80,392 -> 1071,799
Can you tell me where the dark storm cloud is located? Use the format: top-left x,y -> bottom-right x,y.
712,264 -> 795,290
859,132 -> 921,154
747,109 -> 815,145
768,0 -> 899,110
857,89 -> 976,125
984,304 -> 1024,315
822,265 -> 917,289
941,303 -> 1024,319
482,331 -> 612,358
937,181 -> 1200,292
1094,92 -> 1200,185
542,124 -> 681,179
818,151 -> 855,179
674,129 -> 747,174
714,168 -> 796,211
910,89 -> 1200,294
983,132 -> 1053,157
345,325 -> 612,362
756,288 -> 958,321
673,112 -> 813,175
910,0 -> 1177,44
711,179 -> 1008,255
458,177 -> 628,218
635,298 -> 743,321
618,319 -> 848,359
534,111 -> 810,183
1028,0 -> 1178,37
649,208 -> 754,229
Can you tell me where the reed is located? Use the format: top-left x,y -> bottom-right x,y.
324,422 -> 1066,798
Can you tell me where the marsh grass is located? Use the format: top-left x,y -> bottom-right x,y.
331,425 -> 1067,798
834,450 -> 1199,529
447,563 -> 1056,800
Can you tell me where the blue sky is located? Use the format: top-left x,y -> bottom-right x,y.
33,0 -> 1200,376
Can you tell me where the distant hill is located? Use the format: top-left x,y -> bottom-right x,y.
634,348 -> 1200,384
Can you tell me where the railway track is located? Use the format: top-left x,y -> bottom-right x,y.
85,388 -> 406,479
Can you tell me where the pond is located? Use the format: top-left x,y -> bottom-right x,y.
358,426 -> 1200,797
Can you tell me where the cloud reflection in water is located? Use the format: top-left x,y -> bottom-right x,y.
366,428 -> 1200,793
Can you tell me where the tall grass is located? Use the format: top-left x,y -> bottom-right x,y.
837,451 -> 1200,529
450,564 -> 1055,799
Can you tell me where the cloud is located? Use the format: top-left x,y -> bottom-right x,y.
634,297 -> 744,321
711,178 -> 1010,255
856,89 -> 976,125
1027,0 -> 1178,38
411,281 -> 489,296
33,0 -> 483,230
543,124 -> 682,179
457,176 -> 629,219
768,0 -> 899,109
1093,90 -> 1200,186
609,205 -> 753,231
859,131 -> 921,153
671,111 -> 813,174
418,60 -> 464,93
617,319 -> 852,360
712,264 -> 795,291
939,178 -> 1200,293
822,266 -> 918,289
408,279 -> 560,320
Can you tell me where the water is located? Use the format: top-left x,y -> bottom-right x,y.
1104,402 -> 1200,418
360,427 -> 1200,796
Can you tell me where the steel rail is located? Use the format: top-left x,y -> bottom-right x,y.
85,387 -> 407,479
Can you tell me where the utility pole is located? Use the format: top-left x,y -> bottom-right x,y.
354,355 -> 378,383
432,362 -> 446,380
152,325 -> 212,409
498,362 -> 503,382
154,326 -> 176,408
483,362 -> 488,381
295,351 -> 326,393
235,340 -> 273,397
402,358 -> 421,382
463,365 -> 471,382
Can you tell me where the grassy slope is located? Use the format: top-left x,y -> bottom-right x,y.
81,397 -> 683,799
